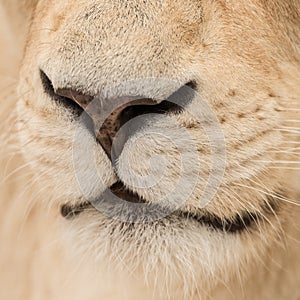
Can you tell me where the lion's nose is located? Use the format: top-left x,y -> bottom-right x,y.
80,95 -> 161,161
40,70 -> 195,162
58,90 -> 178,162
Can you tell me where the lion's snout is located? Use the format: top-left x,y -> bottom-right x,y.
41,68 -> 196,162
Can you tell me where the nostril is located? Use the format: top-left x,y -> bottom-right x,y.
98,81 -> 197,161
116,80 -> 197,125
40,70 -> 84,116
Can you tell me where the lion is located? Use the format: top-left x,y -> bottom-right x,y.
0,0 -> 299,299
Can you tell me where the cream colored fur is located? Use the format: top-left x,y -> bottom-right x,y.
0,1 -> 300,299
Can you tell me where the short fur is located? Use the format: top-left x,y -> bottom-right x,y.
0,1 -> 299,299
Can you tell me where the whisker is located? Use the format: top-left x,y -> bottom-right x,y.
251,160 -> 300,164
266,166 -> 300,170
235,183 -> 300,207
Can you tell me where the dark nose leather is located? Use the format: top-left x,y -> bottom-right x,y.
41,70 -> 195,162
56,87 -> 158,160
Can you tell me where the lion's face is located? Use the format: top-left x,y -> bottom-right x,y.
17,0 -> 299,296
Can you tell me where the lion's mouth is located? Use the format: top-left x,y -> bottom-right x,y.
60,181 -> 273,234
60,182 -> 148,219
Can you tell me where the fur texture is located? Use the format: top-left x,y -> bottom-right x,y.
0,1 -> 299,299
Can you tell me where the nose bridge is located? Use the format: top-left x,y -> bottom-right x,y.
78,1 -> 167,30
64,1 -> 165,49
47,1 -> 195,94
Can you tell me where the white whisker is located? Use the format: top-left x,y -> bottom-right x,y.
251,160 -> 300,164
